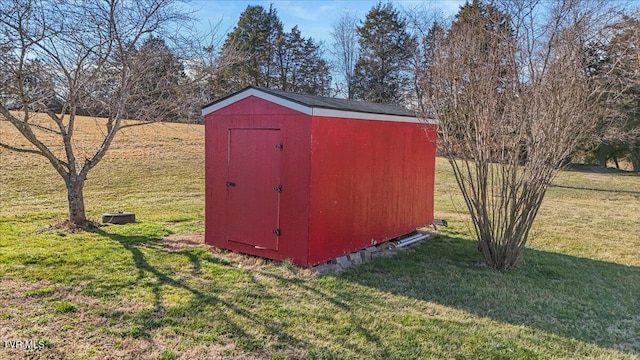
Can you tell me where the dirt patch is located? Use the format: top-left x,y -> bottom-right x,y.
161,234 -> 285,270
35,219 -> 103,234
161,233 -> 205,252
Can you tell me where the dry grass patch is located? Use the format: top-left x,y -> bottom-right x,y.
162,234 -> 205,252
0,278 -> 150,359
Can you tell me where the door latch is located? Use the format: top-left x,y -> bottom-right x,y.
272,229 -> 281,236
225,182 -> 236,187
273,185 -> 282,193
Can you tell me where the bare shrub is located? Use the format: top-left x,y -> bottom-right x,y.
420,0 -> 618,269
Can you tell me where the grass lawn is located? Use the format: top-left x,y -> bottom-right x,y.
1,118 -> 639,359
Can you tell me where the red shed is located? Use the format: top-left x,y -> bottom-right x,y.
203,86 -> 437,267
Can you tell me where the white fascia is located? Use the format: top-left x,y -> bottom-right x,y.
201,88 -> 311,116
202,88 -> 437,125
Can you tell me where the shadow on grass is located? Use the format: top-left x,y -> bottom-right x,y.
549,184 -> 640,195
341,233 -> 640,355
90,228 -> 313,354
253,270 -> 397,359
84,225 -> 638,357
564,163 -> 639,175
88,226 -> 402,358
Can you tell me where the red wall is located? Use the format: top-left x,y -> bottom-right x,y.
205,96 -> 311,265
307,116 -> 437,265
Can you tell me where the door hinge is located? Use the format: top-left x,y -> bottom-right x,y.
275,143 -> 284,151
273,185 -> 282,193
272,229 -> 281,236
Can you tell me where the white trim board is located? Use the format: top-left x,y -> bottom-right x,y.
201,88 -> 437,124
202,88 -> 311,116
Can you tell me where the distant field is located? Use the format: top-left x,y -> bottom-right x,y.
1,117 -> 638,359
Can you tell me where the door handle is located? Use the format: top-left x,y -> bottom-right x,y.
226,182 -> 236,187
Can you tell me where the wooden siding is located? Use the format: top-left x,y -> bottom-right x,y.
307,116 -> 437,265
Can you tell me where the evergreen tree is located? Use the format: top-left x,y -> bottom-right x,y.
352,2 -> 417,104
415,21 -> 446,115
216,5 -> 331,97
274,26 -> 332,96
216,5 -> 283,95
127,36 -> 186,122
588,14 -> 640,171
295,38 -> 332,96
447,0 -> 515,97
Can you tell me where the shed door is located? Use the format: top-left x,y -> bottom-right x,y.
226,129 -> 281,250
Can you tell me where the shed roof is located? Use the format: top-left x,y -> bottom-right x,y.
202,86 -> 434,124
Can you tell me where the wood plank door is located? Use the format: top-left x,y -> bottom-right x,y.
226,129 -> 281,250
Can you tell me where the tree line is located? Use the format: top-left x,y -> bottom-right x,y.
125,1 -> 640,172
3,1 -> 636,172
212,3 -> 418,105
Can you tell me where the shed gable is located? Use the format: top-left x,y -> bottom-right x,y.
207,95 -> 306,116
202,86 -> 435,124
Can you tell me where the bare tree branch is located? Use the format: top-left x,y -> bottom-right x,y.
330,11 -> 359,99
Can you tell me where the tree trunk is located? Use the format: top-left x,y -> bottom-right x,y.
630,145 -> 640,173
66,177 -> 87,226
596,148 -> 608,168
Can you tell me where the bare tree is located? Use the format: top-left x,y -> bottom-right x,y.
0,0 -> 225,227
421,0 -> 617,269
330,11 -> 359,99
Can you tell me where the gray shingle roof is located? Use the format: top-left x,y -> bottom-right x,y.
206,86 -> 416,117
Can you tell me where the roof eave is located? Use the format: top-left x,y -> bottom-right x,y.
201,87 -> 436,124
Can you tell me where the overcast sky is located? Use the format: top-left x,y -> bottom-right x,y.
184,1 -> 467,45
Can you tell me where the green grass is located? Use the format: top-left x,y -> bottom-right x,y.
52,301 -> 76,314
1,119 -> 639,359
